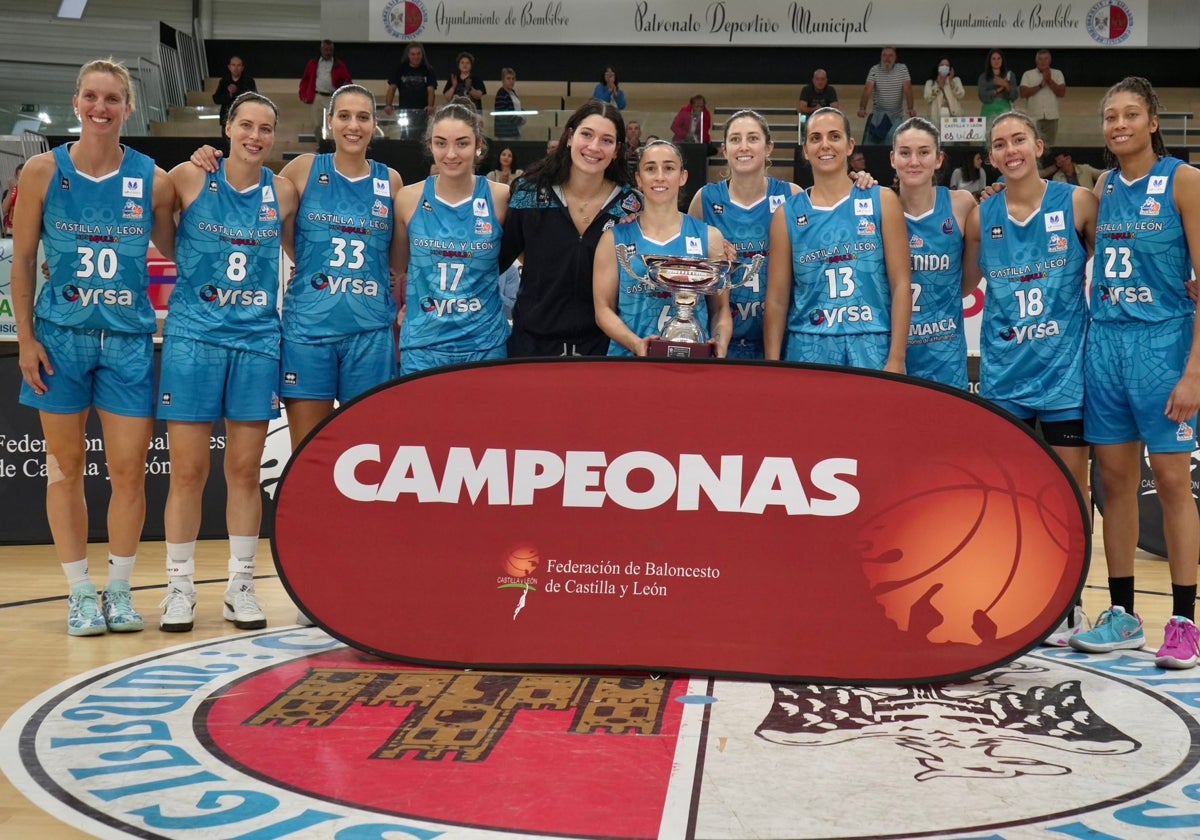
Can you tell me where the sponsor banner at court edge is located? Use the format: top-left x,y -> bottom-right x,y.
369,0 -> 1146,46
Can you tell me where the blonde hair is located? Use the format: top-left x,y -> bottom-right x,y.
76,58 -> 135,110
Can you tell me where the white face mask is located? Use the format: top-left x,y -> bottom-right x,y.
938,66 -> 951,77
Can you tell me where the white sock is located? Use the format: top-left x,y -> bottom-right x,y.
107,553 -> 136,584
62,559 -> 90,588
229,534 -> 258,581
166,542 -> 196,594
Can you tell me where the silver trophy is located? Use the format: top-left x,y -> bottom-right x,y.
615,247 -> 764,357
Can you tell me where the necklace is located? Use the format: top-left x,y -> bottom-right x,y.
564,181 -> 610,224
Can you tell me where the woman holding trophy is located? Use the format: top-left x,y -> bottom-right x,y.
688,110 -> 800,360
764,107 -> 912,372
594,140 -> 732,357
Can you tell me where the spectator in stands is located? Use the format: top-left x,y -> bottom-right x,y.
385,42 -> 436,139
299,40 -> 352,139
1047,150 -> 1104,189
1020,49 -> 1067,146
1,162 -> 20,236
923,57 -> 965,128
625,120 -> 645,172
488,147 -> 523,185
493,67 -> 524,140
798,69 -> 839,116
857,47 -> 914,145
442,51 -> 485,111
949,150 -> 988,199
592,65 -> 627,110
848,149 -> 870,181
671,95 -> 712,146
211,55 -> 256,131
977,49 -> 1018,127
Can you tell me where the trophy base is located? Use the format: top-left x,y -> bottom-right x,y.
647,339 -> 716,359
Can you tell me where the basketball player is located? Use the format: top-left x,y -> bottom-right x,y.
963,111 -> 1095,495
157,93 -> 297,633
189,84 -> 406,449
890,117 -> 980,389
594,139 -> 731,356
1069,78 -> 1200,668
12,59 -> 176,635
764,107 -> 912,371
688,110 -> 800,360
396,100 -> 509,373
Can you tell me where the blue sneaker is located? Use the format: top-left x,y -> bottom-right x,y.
67,582 -> 107,636
101,580 -> 144,632
1068,606 -> 1145,653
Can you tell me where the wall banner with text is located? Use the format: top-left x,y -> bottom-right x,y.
368,0 -> 1147,47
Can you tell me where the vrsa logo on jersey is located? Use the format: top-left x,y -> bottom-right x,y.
474,218 -> 492,236
1047,233 -> 1069,253
318,173 -> 330,186
122,177 -> 143,199
62,285 -> 134,306
941,217 -> 955,235
309,273 -> 381,296
1000,320 -> 1060,343
854,198 -> 873,216
200,283 -> 269,307
420,295 -> 483,316
371,199 -> 390,219
856,217 -> 876,236
686,236 -> 703,255
809,306 -> 874,326
1178,422 -> 1195,443
1148,175 -> 1168,195
908,233 -> 925,249
374,178 -> 389,197
473,197 -> 490,218
1100,284 -> 1154,305
990,226 -> 1005,240
122,199 -> 143,220
769,194 -> 786,212
1044,211 -> 1065,232
1140,197 -> 1161,217
795,214 -> 809,227
712,202 -> 725,215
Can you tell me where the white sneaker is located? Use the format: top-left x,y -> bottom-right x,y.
224,582 -> 267,630
160,588 -> 197,632
1043,605 -> 1089,647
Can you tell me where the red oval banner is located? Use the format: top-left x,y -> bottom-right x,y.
271,359 -> 1089,685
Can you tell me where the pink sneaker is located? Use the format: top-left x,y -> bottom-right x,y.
1155,616 -> 1200,669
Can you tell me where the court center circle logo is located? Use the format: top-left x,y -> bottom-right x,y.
7,631 -> 1200,838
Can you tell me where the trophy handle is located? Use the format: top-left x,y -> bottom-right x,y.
615,244 -> 652,285
729,254 -> 766,290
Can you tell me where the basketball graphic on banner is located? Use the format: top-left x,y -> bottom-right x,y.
505,544 -> 541,578
856,462 -> 1077,645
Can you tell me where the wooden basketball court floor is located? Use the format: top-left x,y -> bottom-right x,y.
0,523 -> 1192,839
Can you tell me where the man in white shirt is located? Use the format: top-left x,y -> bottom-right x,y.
1019,50 -> 1067,146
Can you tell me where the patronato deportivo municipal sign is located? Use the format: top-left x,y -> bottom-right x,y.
271,358 -> 1089,684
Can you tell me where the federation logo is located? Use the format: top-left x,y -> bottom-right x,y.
621,194 -> 642,214
121,199 -> 143,220
856,217 -> 876,236
909,233 -> 925,249
259,204 -> 277,222
474,218 -> 492,235
1048,233 -> 1068,253
372,198 -> 390,218
1087,0 -> 1133,45
1178,422 -> 1195,443
382,0 -> 427,39
1141,197 -> 1161,217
